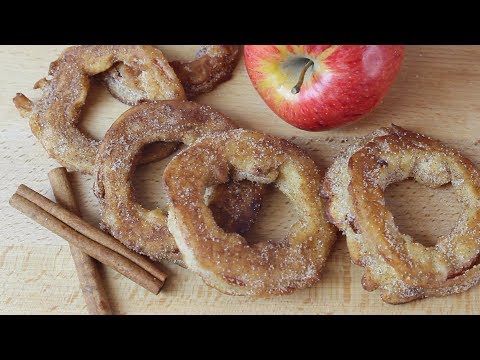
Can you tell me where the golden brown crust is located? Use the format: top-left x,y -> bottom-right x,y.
13,45 -> 185,174
170,45 -> 241,98
104,46 -> 241,100
323,125 -> 480,304
164,129 -> 337,297
94,101 -> 265,265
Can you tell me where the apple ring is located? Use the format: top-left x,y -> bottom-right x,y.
13,45 -> 185,174
94,101 -> 265,265
104,45 -> 240,100
322,125 -> 480,304
164,129 -> 337,296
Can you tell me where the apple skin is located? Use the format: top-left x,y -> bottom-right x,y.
244,45 -> 405,131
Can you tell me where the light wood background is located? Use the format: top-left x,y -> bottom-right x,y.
1,45 -> 479,314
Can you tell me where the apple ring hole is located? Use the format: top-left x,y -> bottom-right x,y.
385,179 -> 462,247
240,185 -> 298,245
78,78 -> 130,141
132,144 -> 187,211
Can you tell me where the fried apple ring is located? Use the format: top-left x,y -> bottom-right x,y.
13,45 -> 185,174
94,101 -> 265,265
164,129 -> 337,296
323,125 -> 480,304
104,46 -> 241,100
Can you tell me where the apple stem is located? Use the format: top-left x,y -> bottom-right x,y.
291,59 -> 314,94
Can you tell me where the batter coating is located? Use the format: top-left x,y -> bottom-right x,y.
323,125 -> 480,303
13,45 -> 185,174
165,129 -> 337,296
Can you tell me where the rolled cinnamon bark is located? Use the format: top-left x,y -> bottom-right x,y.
15,184 -> 167,283
49,167 -> 112,315
9,193 -> 164,295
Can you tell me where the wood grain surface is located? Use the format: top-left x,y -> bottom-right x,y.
1,45 -> 479,314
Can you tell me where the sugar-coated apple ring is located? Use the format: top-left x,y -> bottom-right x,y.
322,125 -> 480,304
13,45 -> 185,174
164,129 -> 337,296
104,45 -> 241,100
94,101 -> 265,266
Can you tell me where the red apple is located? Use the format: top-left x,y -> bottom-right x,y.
244,45 -> 404,131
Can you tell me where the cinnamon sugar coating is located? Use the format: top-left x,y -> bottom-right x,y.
323,125 -> 480,304
170,46 -> 241,98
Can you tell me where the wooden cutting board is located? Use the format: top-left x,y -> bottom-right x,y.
1,45 -> 479,314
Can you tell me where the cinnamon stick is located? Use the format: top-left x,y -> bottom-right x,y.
15,184 -> 167,283
49,167 -> 112,315
9,193 -> 164,294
